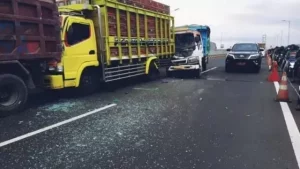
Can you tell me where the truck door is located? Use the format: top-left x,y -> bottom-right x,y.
63,17 -> 97,81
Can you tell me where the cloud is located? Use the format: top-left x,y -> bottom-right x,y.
156,0 -> 300,48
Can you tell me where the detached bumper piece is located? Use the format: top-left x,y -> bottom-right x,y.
168,64 -> 200,71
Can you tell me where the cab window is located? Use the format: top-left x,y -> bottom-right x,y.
66,23 -> 90,46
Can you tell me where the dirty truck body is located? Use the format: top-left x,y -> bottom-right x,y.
166,29 -> 204,78
0,0 -> 61,116
0,0 -> 175,115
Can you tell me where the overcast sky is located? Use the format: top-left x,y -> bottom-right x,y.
157,0 -> 300,48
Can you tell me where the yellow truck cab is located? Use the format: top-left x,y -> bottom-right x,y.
45,0 -> 175,94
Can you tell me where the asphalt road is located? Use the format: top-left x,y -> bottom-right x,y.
0,57 -> 300,169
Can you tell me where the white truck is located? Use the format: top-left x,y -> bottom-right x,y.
166,30 -> 204,78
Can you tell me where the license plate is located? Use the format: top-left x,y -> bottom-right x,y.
237,62 -> 246,66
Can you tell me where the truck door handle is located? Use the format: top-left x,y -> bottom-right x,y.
89,50 -> 95,55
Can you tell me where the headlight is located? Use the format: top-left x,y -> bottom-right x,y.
48,60 -> 64,72
187,56 -> 199,64
173,55 -> 184,60
226,54 -> 235,58
290,62 -> 295,68
249,54 -> 260,59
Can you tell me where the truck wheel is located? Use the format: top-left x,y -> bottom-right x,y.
78,69 -> 99,95
195,64 -> 202,78
0,74 -> 28,117
166,67 -> 172,77
147,61 -> 160,81
202,59 -> 207,71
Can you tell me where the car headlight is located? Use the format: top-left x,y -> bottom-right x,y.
249,54 -> 260,59
226,54 -> 235,58
187,56 -> 199,64
289,62 -> 295,68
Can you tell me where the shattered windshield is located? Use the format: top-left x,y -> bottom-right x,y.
175,33 -> 195,49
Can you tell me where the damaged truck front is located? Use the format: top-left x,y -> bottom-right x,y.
167,30 -> 203,78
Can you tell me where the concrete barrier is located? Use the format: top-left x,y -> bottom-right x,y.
209,50 -> 227,58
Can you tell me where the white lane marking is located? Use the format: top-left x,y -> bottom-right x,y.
201,67 -> 218,74
0,104 -> 117,148
274,82 -> 300,168
133,87 -> 158,91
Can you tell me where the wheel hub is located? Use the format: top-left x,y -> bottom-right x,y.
0,85 -> 19,106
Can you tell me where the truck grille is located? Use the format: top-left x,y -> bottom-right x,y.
172,60 -> 187,66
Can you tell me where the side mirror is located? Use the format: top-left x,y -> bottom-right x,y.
226,48 -> 231,51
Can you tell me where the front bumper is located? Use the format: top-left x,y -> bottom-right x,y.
168,64 -> 200,71
226,58 -> 261,67
44,75 -> 64,89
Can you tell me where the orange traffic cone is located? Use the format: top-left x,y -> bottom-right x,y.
275,72 -> 291,102
268,61 -> 280,82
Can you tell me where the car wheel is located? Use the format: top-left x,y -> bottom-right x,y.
254,66 -> 261,73
225,64 -> 232,72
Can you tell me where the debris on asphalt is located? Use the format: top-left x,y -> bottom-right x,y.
42,101 -> 79,112
135,139 -> 146,147
161,79 -> 169,83
197,89 -> 204,94
199,98 -> 203,101
133,87 -> 159,91
225,107 -> 228,109
36,112 -> 41,116
18,121 -> 23,124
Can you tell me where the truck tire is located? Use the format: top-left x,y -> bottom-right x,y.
78,69 -> 100,95
194,64 -> 202,78
0,74 -> 28,117
202,58 -> 207,71
147,61 -> 160,81
166,67 -> 172,77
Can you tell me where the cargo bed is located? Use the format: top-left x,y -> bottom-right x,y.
0,0 -> 61,61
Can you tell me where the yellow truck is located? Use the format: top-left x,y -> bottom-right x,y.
45,0 -> 175,94
0,0 -> 174,116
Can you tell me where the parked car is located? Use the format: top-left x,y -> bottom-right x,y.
273,46 -> 285,65
225,43 -> 263,73
291,50 -> 300,82
283,50 -> 298,77
281,45 -> 300,71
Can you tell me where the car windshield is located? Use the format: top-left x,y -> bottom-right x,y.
232,44 -> 258,52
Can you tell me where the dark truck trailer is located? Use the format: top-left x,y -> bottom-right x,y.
0,0 -> 61,116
